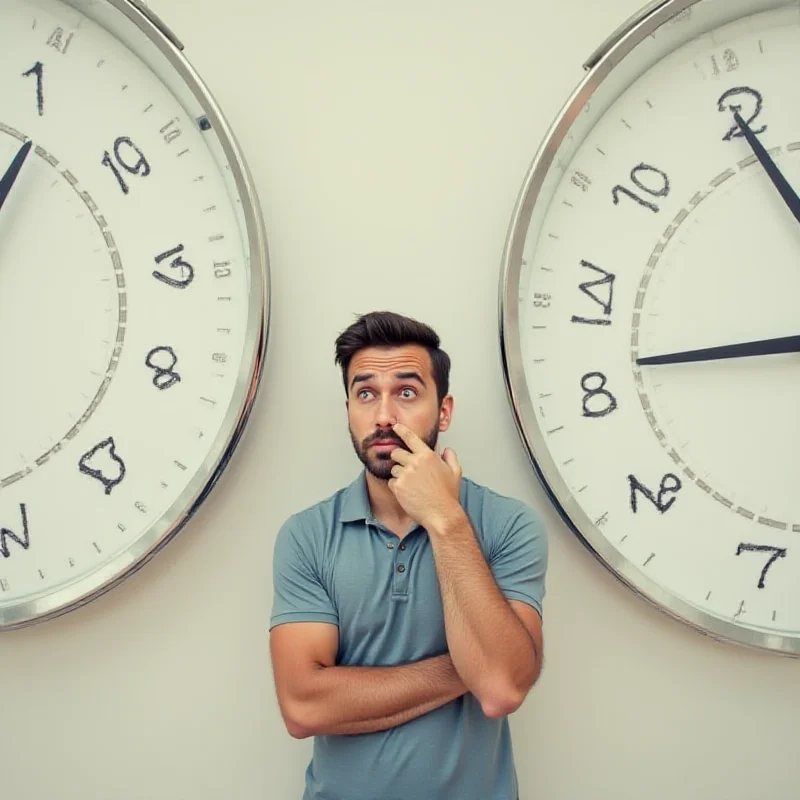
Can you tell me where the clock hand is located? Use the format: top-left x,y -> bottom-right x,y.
0,139 -> 33,214
636,333 -> 800,365
733,110 -> 800,226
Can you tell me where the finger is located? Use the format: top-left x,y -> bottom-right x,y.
392,422 -> 428,453
391,464 -> 403,478
442,447 -> 460,474
390,447 -> 412,464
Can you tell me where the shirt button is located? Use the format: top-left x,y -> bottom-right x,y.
399,543 -> 406,550
397,564 -> 406,573
387,541 -> 395,549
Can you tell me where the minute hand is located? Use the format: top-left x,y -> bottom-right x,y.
734,110 -> 800,226
636,334 -> 800,366
0,139 -> 32,214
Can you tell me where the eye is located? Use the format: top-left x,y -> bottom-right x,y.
400,387 -> 417,399
357,389 -> 373,400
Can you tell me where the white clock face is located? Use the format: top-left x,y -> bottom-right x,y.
0,0 -> 268,627
501,0 -> 800,653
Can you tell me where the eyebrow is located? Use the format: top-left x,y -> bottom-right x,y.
350,371 -> 426,390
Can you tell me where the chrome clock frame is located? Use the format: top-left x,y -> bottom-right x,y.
498,0 -> 798,655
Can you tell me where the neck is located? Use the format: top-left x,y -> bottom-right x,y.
364,470 -> 415,536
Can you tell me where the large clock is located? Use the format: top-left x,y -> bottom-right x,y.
0,0 -> 269,629
500,0 -> 800,654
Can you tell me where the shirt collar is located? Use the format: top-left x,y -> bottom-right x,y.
338,469 -> 471,527
339,470 -> 372,523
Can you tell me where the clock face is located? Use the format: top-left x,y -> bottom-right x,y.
0,0 -> 268,628
500,0 -> 800,653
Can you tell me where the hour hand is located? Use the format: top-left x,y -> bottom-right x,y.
733,110 -> 800,226
636,334 -> 800,365
0,139 -> 33,214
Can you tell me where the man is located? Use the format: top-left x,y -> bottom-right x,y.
269,310 -> 548,800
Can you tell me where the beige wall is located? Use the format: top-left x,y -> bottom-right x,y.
3,1 -> 798,798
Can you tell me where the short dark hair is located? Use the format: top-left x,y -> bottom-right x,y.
334,311 -> 451,404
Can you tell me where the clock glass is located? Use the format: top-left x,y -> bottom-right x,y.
0,0 -> 268,628
500,0 -> 800,654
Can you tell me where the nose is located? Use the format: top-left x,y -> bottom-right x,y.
375,394 -> 398,428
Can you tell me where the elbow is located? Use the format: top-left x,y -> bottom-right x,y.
480,686 -> 527,719
281,699 -> 316,740
285,716 -> 313,740
479,670 -> 539,718
287,723 -> 314,740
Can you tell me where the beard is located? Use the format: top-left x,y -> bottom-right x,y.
350,423 -> 440,480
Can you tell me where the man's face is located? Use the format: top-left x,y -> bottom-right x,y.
346,344 -> 452,480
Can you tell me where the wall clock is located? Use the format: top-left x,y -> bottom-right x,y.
500,0 -> 800,654
0,0 -> 269,629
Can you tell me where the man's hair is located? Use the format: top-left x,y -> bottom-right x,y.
334,311 -> 451,404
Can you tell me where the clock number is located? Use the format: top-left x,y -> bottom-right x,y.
628,473 -> 681,514
533,292 -> 551,308
611,163 -> 670,213
718,86 -> 765,142
101,136 -> 151,195
0,504 -> 30,559
78,436 -> 126,495
571,259 -> 614,326
580,371 -> 617,418
214,261 -> 232,279
571,171 -> 591,192
145,346 -> 181,390
736,543 -> 786,589
22,61 -> 44,116
153,244 -> 194,289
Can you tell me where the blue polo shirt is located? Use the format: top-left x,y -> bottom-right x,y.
269,470 -> 548,800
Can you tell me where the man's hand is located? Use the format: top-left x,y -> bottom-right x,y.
388,422 -> 462,529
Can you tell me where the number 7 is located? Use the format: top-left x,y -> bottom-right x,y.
736,543 -> 786,589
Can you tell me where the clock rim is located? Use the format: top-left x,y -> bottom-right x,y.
0,0 -> 270,630
497,0 -> 800,656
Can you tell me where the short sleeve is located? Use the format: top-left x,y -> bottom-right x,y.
269,515 -> 339,631
489,504 -> 548,617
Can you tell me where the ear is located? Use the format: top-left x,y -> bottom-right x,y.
438,395 -> 454,432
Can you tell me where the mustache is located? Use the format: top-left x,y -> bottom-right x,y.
364,431 -> 405,447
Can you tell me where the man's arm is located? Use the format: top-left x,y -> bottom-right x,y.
426,508 -> 543,719
384,423 -> 548,721
270,621 -> 467,739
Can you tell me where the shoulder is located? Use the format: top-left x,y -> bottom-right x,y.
273,484 -> 349,557
459,477 -> 547,545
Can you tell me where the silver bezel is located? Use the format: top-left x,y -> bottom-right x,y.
1,0 -> 270,629
498,0 -> 799,655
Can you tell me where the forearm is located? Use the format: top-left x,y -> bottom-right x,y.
294,653 -> 467,737
428,510 -> 537,715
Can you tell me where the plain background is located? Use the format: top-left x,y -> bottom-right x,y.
3,0 -> 799,798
